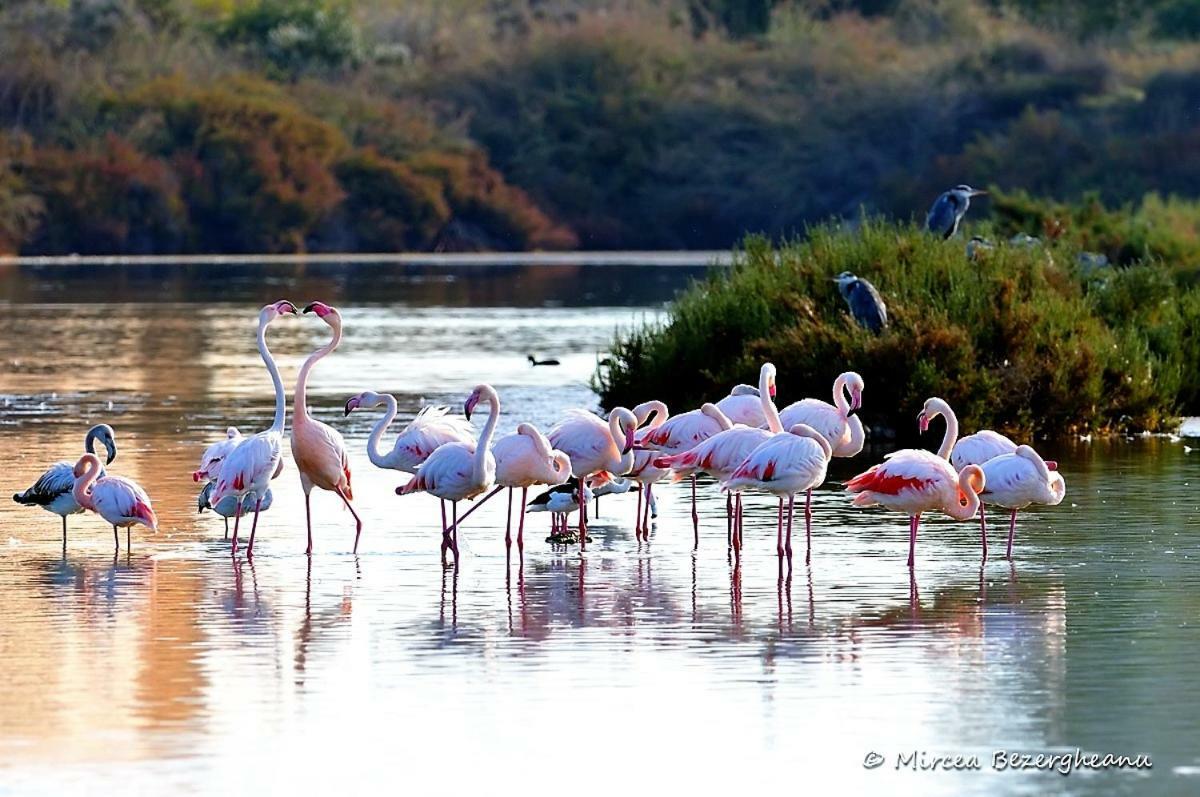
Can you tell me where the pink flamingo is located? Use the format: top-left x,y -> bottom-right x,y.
950,428 -> 1017,471
71,453 -> 157,549
722,423 -> 831,563
777,371 -> 866,456
396,384 -> 501,566
13,424 -> 117,543
209,300 -> 298,556
628,399 -> 670,540
654,363 -> 781,546
979,445 -> 1065,560
192,427 -> 242,484
638,402 -> 734,541
547,406 -> 638,550
715,383 -> 767,427
492,422 -> 572,553
291,301 -> 363,554
844,397 -> 987,568
344,391 -> 475,532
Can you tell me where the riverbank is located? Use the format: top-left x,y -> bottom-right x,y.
0,251 -> 731,268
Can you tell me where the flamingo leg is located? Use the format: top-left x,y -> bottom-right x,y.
451,502 -> 460,565
635,485 -> 643,541
247,496 -> 264,557
726,493 -> 732,547
578,479 -> 587,551
441,500 -> 450,565
505,488 -> 513,551
785,494 -> 795,560
1006,509 -> 1018,560
776,498 -> 784,558
112,525 -> 119,550
61,516 -> 67,548
979,504 -> 989,563
644,484 -> 653,537
230,498 -> 243,555
595,493 -> 600,517
223,516 -> 229,540
804,488 -> 813,566
304,492 -> 314,555
691,476 -> 699,544
736,493 -> 744,550
126,527 -> 130,550
907,513 -> 922,569
337,488 -> 363,553
517,487 -> 527,553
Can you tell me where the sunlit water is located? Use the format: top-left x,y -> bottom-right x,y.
1,262 -> 1198,795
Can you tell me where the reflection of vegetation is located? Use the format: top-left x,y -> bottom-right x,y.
4,1 -> 1200,253
598,215 -> 1200,437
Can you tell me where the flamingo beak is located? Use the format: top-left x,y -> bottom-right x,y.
769,381 -> 777,399
918,412 -> 930,434
1045,461 -> 1058,471
344,396 -> 360,417
851,387 -> 862,411
622,427 -> 637,455
464,395 -> 477,422
103,438 -> 117,465
191,470 -> 204,483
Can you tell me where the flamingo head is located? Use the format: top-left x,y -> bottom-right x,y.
262,300 -> 297,321
917,410 -> 931,434
918,397 -> 950,434
303,301 -> 334,318
844,372 -> 865,412
344,394 -> 363,416
464,384 -> 496,421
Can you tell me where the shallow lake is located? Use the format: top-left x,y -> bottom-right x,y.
0,260 -> 1196,795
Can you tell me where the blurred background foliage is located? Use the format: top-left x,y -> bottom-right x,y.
3,0 -> 1200,254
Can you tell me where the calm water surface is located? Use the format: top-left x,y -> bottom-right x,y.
0,262 -> 1197,795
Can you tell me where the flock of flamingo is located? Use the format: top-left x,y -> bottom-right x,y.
12,299 -> 1067,569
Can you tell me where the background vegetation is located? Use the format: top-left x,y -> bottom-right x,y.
596,204 -> 1200,439
3,0 -> 1200,253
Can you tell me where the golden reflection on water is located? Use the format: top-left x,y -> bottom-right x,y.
0,278 -> 1196,794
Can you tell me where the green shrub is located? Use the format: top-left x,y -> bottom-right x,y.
597,221 -> 1200,438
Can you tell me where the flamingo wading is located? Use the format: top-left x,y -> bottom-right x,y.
13,424 -> 117,543
492,422 -> 572,553
72,453 -> 157,549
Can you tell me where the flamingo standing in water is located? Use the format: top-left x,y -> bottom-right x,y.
396,384 -> 501,565
291,301 -> 363,554
628,399 -> 670,540
192,427 -> 251,539
722,423 -> 831,563
547,406 -> 638,550
13,424 -> 117,543
979,445 -> 1066,560
208,299 -> 298,556
71,453 -> 157,549
638,402 -> 734,543
844,397 -> 987,568
492,422 -> 572,553
344,391 -> 475,532
777,371 -> 866,456
655,363 -> 781,548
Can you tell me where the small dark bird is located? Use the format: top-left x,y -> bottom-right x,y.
834,271 -> 888,334
528,355 -> 561,366
966,236 -> 994,261
926,184 -> 986,239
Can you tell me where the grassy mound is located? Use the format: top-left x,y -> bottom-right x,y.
596,221 -> 1200,439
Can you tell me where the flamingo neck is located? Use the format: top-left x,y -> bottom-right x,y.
832,374 -> 851,416
948,467 -> 982,521
841,415 -> 866,456
473,388 -> 500,484
258,316 -> 287,434
71,460 -> 100,511
701,403 -> 733,431
294,321 -> 342,429
367,393 -> 398,469
760,369 -> 783,434
551,452 -> 572,481
609,410 -> 634,474
936,406 -> 959,461
520,423 -> 554,461
637,400 -> 669,430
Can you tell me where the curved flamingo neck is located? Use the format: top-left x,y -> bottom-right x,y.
367,392 -> 398,469
551,452 -> 572,481
948,466 -> 983,520
258,315 -> 287,434
791,424 -> 833,459
701,403 -> 733,431
933,400 -> 959,460
519,423 -> 554,460
832,373 -> 851,415
636,400 -> 669,429
760,367 -> 783,434
474,387 -> 500,484
71,458 -> 101,511
842,415 -> 866,456
294,318 -> 342,429
608,409 -> 635,474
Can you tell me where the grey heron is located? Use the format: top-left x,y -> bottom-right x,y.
834,271 -> 888,333
925,185 -> 986,239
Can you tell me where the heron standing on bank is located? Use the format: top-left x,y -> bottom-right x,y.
926,185 -> 986,239
834,272 -> 888,334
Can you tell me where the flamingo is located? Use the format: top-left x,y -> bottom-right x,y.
950,428 -> 1018,471
654,363 -> 782,546
722,423 -> 831,564
71,453 -> 157,549
290,301 -> 363,555
192,427 -> 242,484
979,445 -> 1065,560
13,424 -> 117,543
492,422 -> 572,553
396,384 -> 501,565
777,371 -> 866,456
208,299 -> 297,556
198,481 -> 273,538
547,405 -> 638,550
716,383 -> 767,427
628,399 -> 671,540
844,397 -> 987,568
343,392 -> 475,473
638,402 -> 734,540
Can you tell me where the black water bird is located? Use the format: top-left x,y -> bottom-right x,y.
528,355 -> 561,366
834,271 -> 888,334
